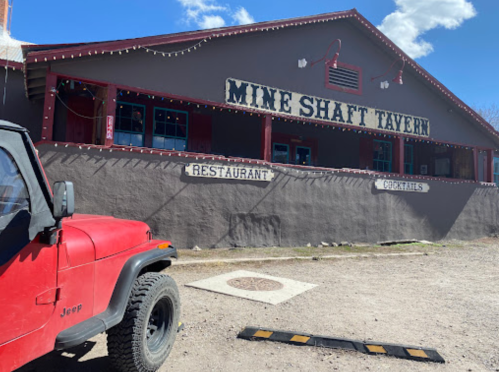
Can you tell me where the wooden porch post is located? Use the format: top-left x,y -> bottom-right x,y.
104,85 -> 117,147
486,149 -> 494,183
395,137 -> 404,174
41,72 -> 57,141
261,115 -> 272,162
473,147 -> 479,181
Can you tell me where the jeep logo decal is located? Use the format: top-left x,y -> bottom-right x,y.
60,304 -> 82,317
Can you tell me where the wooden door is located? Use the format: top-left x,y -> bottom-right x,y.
66,96 -> 94,144
188,113 -> 212,153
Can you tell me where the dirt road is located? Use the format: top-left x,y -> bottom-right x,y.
19,243 -> 499,371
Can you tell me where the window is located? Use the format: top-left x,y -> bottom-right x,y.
373,140 -> 392,172
404,144 -> 413,175
272,143 -> 289,164
114,102 -> 145,147
296,146 -> 311,165
494,158 -> 499,186
153,108 -> 188,151
326,61 -> 362,95
0,147 -> 29,216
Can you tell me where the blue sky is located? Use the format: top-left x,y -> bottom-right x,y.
11,0 -> 499,108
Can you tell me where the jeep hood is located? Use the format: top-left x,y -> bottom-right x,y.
63,214 -> 150,259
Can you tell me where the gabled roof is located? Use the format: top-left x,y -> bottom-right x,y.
21,8 -> 499,143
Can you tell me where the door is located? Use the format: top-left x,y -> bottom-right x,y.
188,113 -> 212,153
66,95 -> 95,144
0,146 -> 57,345
295,146 -> 311,165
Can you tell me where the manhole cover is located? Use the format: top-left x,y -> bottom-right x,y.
227,277 -> 284,291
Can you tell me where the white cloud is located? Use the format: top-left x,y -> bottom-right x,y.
199,15 -> 226,29
378,0 -> 477,59
232,7 -> 255,25
177,0 -> 255,29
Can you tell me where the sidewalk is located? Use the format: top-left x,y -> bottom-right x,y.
172,241 -> 454,266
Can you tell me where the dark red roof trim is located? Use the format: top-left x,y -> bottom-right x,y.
0,59 -> 23,70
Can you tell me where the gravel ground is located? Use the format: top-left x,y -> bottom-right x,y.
19,243 -> 499,372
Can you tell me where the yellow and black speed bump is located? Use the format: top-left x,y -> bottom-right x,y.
238,326 -> 445,364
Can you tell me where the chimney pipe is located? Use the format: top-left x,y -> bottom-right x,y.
0,0 -> 10,35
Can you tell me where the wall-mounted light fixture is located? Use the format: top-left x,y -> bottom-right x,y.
299,39 -> 342,69
371,58 -> 405,86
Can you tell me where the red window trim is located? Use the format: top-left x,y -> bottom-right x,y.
325,61 -> 363,96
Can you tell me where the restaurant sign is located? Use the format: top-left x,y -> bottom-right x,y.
225,78 -> 430,137
185,163 -> 274,182
375,179 -> 430,193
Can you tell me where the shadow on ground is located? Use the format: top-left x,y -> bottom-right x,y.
17,341 -> 110,372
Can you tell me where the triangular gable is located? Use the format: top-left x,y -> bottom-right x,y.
22,8 -> 498,143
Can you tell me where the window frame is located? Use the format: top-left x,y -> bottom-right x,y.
152,107 -> 189,151
325,61 -> 363,96
404,144 -> 414,175
494,157 -> 499,186
115,101 -> 146,146
295,146 -> 312,166
272,143 -> 290,164
373,140 -> 392,173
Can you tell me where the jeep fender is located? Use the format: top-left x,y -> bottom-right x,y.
54,245 -> 177,350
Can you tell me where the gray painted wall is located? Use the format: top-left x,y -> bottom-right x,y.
39,144 -> 499,248
49,19 -> 496,148
0,69 -> 44,142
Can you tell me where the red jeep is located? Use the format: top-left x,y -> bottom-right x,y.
0,120 -> 180,372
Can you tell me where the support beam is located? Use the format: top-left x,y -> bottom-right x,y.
473,147 -> 478,182
486,149 -> 494,183
104,85 -> 117,147
41,72 -> 57,141
395,137 -> 404,175
261,115 -> 272,162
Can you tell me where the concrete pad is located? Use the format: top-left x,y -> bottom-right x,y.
185,270 -> 317,305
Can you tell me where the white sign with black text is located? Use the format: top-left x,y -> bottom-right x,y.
225,78 -> 430,138
375,179 -> 430,193
185,163 -> 274,182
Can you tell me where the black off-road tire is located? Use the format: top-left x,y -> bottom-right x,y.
107,272 -> 180,372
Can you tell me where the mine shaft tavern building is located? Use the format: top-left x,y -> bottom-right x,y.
21,9 -> 499,248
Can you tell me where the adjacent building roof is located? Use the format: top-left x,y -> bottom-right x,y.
20,8 -> 499,142
0,31 -> 32,63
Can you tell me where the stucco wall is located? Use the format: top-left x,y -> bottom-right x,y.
38,144 -> 499,248
48,19 -> 496,148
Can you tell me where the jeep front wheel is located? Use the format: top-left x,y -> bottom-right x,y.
107,272 -> 180,372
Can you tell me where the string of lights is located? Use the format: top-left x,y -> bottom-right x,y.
139,38 -> 209,57
48,141 -> 494,186
55,93 -> 104,120
34,37 -> 214,63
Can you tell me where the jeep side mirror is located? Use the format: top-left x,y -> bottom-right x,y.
53,181 -> 75,219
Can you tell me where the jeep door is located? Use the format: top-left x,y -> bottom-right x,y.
0,133 -> 57,345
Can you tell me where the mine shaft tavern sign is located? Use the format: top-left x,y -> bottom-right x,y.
375,179 -> 430,193
185,163 -> 275,182
225,78 -> 430,137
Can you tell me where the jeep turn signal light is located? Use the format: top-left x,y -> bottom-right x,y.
158,241 -> 172,249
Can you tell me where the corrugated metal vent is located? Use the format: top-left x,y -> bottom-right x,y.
328,66 -> 359,90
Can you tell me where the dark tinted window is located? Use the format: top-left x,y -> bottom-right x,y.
0,147 -> 29,216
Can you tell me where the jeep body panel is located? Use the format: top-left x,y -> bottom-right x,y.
0,122 -> 178,372
63,215 -> 150,260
